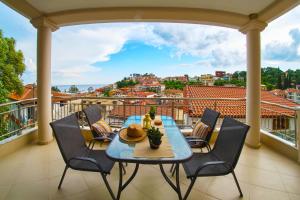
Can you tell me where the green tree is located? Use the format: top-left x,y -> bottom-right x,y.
214,79 -> 226,86
0,30 -> 25,139
163,80 -> 186,90
0,30 -> 25,97
51,86 -> 61,92
87,86 -> 94,93
68,85 -> 79,93
116,78 -> 138,88
103,88 -> 111,97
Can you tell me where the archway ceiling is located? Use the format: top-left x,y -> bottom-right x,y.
1,0 -> 299,29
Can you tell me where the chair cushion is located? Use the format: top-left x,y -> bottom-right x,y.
92,119 -> 113,137
191,121 -> 210,138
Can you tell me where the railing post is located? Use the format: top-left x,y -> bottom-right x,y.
171,101 -> 175,119
123,102 -> 126,120
296,107 -> 300,163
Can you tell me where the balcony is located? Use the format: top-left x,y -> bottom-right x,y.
0,97 -> 300,199
1,126 -> 300,200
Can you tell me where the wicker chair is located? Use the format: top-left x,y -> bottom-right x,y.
50,114 -> 116,200
83,104 -> 116,149
181,117 -> 250,200
170,108 -> 220,175
185,108 -> 220,151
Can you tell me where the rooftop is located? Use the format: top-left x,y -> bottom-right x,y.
1,140 -> 300,200
184,85 -> 298,117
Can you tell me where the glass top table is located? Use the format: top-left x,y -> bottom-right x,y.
105,116 -> 193,200
106,115 -> 193,164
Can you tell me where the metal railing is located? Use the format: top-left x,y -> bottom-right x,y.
0,98 -> 37,141
52,96 -> 299,146
1,96 -> 298,147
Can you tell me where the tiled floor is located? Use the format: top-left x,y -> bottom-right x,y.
0,141 -> 300,200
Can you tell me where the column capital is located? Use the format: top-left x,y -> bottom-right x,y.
239,19 -> 267,34
31,16 -> 59,32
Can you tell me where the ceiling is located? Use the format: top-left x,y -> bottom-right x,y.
1,0 -> 299,29
26,0 -> 274,15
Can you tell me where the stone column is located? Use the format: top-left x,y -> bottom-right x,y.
31,17 -> 58,144
296,107 -> 300,162
240,17 -> 267,148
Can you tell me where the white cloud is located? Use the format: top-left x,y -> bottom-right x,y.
48,23 -> 245,84
16,5 -> 299,85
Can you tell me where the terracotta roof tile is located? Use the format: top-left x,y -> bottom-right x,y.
184,85 -> 297,118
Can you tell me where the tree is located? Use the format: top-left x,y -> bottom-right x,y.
103,88 -> 111,97
87,86 -> 94,93
163,80 -> 186,90
0,30 -> 26,139
214,79 -> 226,86
116,78 -> 138,88
68,85 -> 79,93
51,86 -> 61,92
0,30 -> 25,98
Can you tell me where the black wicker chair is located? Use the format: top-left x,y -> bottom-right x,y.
83,104 -> 117,149
185,108 -> 220,151
50,114 -> 116,200
170,108 -> 220,175
181,117 -> 250,200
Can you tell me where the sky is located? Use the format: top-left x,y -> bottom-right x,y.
0,3 -> 299,85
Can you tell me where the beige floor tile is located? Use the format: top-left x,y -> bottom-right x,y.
205,176 -> 250,200
234,164 -> 285,191
5,178 -> 49,200
1,140 -> 300,200
275,159 -> 300,178
288,193 -> 300,200
0,186 -> 11,200
280,175 -> 300,194
249,186 -> 290,200
48,173 -> 89,199
238,151 -> 277,172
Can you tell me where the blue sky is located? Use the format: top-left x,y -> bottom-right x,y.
0,3 -> 299,85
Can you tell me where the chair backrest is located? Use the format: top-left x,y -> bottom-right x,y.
83,104 -> 102,128
50,114 -> 87,164
201,108 -> 220,142
83,105 -> 103,137
212,117 -> 250,169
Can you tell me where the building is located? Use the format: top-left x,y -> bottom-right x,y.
163,75 -> 189,83
200,74 -> 214,86
215,71 -> 226,78
184,85 -> 298,134
285,88 -> 300,104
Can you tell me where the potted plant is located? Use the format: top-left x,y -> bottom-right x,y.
147,126 -> 163,149
149,106 -> 156,120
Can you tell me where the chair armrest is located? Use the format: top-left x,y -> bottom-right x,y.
194,161 -> 231,177
185,136 -> 205,140
92,136 -> 108,141
68,156 -> 103,171
186,137 -> 207,144
178,125 -> 193,129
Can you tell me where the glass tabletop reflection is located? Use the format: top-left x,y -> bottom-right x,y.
105,116 -> 193,164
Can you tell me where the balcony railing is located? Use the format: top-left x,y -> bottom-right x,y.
0,98 -> 37,141
1,96 -> 299,147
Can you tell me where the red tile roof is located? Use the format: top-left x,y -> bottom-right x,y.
184,85 -> 297,118
9,84 -> 36,101
9,84 -> 72,103
109,105 -> 175,119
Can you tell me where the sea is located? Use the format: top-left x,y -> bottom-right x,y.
53,84 -> 107,93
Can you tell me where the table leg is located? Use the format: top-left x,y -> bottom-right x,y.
159,163 -> 182,200
116,162 -> 139,200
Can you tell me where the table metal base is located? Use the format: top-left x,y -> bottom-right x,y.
115,162 -> 183,200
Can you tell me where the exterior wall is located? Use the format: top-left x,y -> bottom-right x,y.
0,128 -> 38,159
